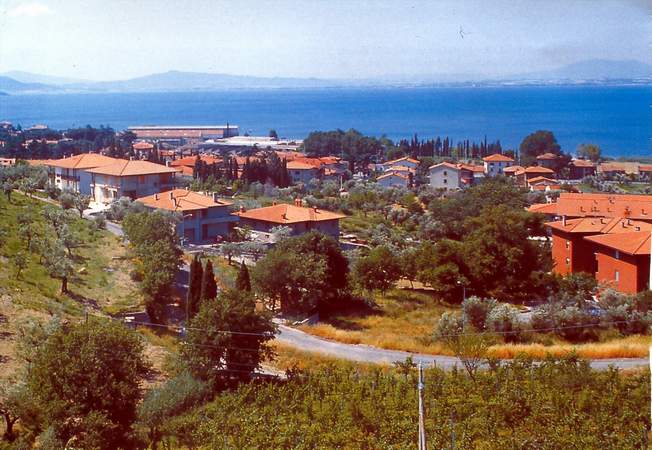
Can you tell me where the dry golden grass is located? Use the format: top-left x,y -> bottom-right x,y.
269,342 -> 389,373
488,335 -> 652,360
297,289 -> 652,360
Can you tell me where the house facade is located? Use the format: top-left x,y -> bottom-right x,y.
546,212 -> 652,294
377,172 -> 410,188
44,154 -> 121,195
482,153 -> 514,176
429,162 -> 460,190
233,199 -> 345,238
287,161 -> 321,184
86,160 -> 179,204
137,189 -> 237,243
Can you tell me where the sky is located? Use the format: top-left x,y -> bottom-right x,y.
0,0 -> 650,81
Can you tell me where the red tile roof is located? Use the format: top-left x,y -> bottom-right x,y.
44,153 -> 121,170
528,193 -> 652,220
287,160 -> 320,170
137,189 -> 232,212
570,159 -> 596,168
524,166 -> 555,174
385,156 -> 419,165
546,217 -> 652,234
536,152 -> 558,160
133,142 -> 154,150
233,203 -> 345,224
377,172 -> 410,181
86,160 -> 180,176
483,153 -> 514,162
585,231 -> 651,255
170,155 -> 222,167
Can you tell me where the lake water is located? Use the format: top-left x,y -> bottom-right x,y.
1,86 -> 650,157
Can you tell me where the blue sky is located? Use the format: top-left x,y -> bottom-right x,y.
1,0 -> 650,80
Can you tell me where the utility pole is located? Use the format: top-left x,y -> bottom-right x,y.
417,362 -> 427,450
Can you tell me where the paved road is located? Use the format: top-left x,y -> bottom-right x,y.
276,323 -> 649,370
72,196 -> 647,372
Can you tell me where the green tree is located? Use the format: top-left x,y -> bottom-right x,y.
576,143 -> 601,162
353,246 -> 401,295
269,129 -> 278,139
200,259 -> 218,302
252,231 -> 349,313
2,181 -> 14,203
236,261 -> 251,291
73,192 -> 91,218
123,211 -> 182,323
42,240 -> 74,294
0,378 -> 35,441
519,130 -> 561,166
26,320 -> 150,449
180,289 -> 276,385
13,251 -> 27,279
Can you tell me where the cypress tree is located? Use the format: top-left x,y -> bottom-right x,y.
200,259 -> 218,301
236,261 -> 251,292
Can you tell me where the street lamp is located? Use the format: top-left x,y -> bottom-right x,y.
456,279 -> 466,303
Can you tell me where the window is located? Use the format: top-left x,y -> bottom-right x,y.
614,270 -> 620,282
443,171 -> 447,176
565,240 -> 570,250
443,179 -> 447,184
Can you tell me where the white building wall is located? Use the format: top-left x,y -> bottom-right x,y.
429,166 -> 460,190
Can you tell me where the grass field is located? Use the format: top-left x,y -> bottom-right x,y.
297,286 -> 652,359
0,192 -> 146,380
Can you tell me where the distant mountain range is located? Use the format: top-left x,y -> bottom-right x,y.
1,59 -> 650,95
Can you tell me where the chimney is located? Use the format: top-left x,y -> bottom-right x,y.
155,193 -> 159,200
272,200 -> 277,206
239,205 -> 245,213
562,215 -> 567,226
212,192 -> 219,203
169,192 -> 174,200
313,206 -> 318,213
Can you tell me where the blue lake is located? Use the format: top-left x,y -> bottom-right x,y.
0,85 -> 650,157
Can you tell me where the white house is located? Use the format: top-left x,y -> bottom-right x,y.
482,153 -> 515,176
377,172 -> 410,188
44,154 -> 121,195
429,162 -> 461,190
86,160 -> 180,204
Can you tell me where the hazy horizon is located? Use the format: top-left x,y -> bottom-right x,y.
1,0 -> 651,82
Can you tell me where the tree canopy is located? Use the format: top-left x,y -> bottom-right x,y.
519,130 -> 562,166
25,320 -> 150,449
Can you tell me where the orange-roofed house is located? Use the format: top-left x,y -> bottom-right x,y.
482,153 -> 514,176
585,231 -> 651,294
137,189 -> 237,243
170,155 -> 223,178
0,157 -> 15,167
233,199 -> 346,238
528,192 -> 652,222
569,159 -> 596,179
287,160 -> 321,184
528,176 -> 561,192
535,152 -> 559,170
44,153 -> 122,195
515,166 -> 556,186
86,160 -> 180,204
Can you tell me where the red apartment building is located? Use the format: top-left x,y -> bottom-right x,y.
541,193 -> 652,294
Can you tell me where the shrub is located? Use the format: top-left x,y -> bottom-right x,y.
530,304 -> 556,331
433,312 -> 464,340
552,306 -> 599,342
461,296 -> 497,331
44,183 -> 61,200
59,190 -> 75,210
486,304 -> 522,342
94,213 -> 107,230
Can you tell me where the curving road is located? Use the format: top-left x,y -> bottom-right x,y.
83,199 -> 649,372
276,323 -> 649,370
